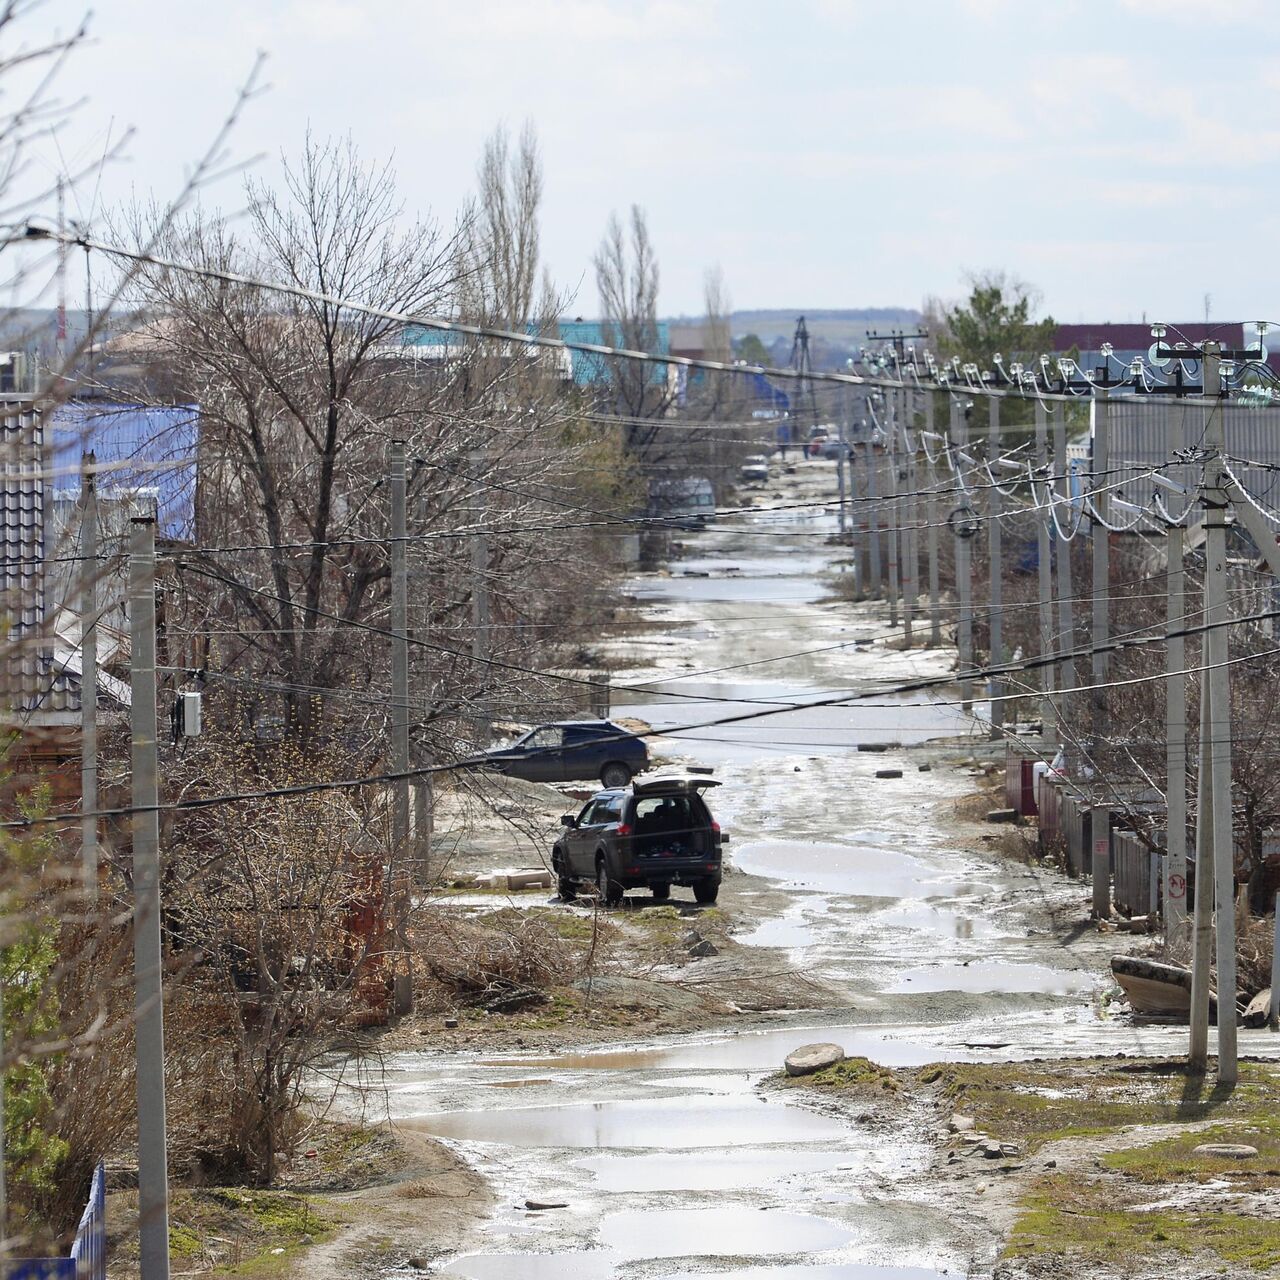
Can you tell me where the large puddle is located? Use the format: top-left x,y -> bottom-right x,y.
401,1094 -> 850,1148
574,1148 -> 863,1193
732,839 -> 988,898
599,1205 -> 856,1258
654,1267 -> 954,1280
885,961 -> 1095,996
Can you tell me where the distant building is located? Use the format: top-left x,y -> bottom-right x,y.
399,318 -> 670,388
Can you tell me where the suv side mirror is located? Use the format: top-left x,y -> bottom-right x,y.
560,814 -> 577,828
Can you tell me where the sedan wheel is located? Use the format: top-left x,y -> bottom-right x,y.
600,762 -> 632,789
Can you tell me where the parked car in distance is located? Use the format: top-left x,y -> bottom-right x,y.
806,431 -> 829,458
478,720 -> 649,788
821,437 -> 852,460
647,475 -> 716,529
740,454 -> 769,485
552,772 -> 726,906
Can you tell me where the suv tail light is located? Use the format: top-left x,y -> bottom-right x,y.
711,821 -> 721,834
616,823 -> 632,837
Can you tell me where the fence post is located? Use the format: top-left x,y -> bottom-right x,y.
1091,805 -> 1112,919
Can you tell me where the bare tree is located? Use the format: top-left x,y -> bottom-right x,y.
593,204 -> 672,455
461,121 -> 547,329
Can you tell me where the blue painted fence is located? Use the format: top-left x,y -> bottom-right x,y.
11,1160 -> 106,1280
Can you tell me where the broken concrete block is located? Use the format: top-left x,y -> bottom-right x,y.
875,768 -> 904,779
1242,987 -> 1273,1028
985,809 -> 1017,824
784,1042 -> 845,1076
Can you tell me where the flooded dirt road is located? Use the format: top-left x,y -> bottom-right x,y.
346,463 -> 1279,1279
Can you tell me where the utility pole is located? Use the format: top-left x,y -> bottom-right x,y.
789,317 -> 820,444
1033,403 -> 1056,741
953,397 -> 974,711
988,397 -> 1003,741
1164,392 -> 1189,940
1200,344 -> 1238,1084
1091,390 -> 1111,761
1188,637 -> 1215,1073
388,442 -> 413,1018
847,441 -> 864,597
885,403 -> 900,629
80,453 -> 98,900
471,453 -> 491,740
925,392 -> 942,647
1053,400 -> 1076,756
836,441 -> 847,536
129,516 -> 171,1280
866,436 -> 882,599
901,388 -> 917,645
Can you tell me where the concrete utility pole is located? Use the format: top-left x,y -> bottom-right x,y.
129,517 -> 171,1280
1188,639 -> 1215,1074
901,389 -> 917,645
925,393 -> 942,647
988,397 -> 1003,741
846,443 -> 864,598
1199,344 -> 1238,1084
1053,401 -> 1076,757
1033,403 -> 1056,741
866,436 -> 882,599
80,453 -> 98,900
1091,390 -> 1111,759
1269,889 -> 1280,1031
885,409 -> 900,629
953,397 -> 974,711
1164,393 -> 1189,940
836,443 -> 847,536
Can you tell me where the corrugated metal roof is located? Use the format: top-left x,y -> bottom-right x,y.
50,401 -> 198,540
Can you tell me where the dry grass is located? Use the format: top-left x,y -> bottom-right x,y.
414,906 -> 613,1010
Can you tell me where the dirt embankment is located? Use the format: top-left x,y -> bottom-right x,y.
780,1054 -> 1280,1279
106,1120 -> 489,1280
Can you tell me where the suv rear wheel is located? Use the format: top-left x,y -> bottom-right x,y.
693,876 -> 720,906
600,761 -> 632,789
651,883 -> 670,901
596,858 -> 623,908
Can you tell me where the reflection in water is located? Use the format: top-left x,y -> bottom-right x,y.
653,1266 -> 953,1280
401,1094 -> 850,1148
732,839 -> 989,899
574,1148 -> 858,1193
599,1205 -> 856,1259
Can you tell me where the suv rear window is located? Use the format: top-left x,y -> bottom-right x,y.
632,794 -> 705,835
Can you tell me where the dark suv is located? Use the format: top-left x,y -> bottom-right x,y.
552,773 -> 726,906
480,720 -> 649,788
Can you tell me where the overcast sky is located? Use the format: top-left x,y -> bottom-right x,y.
31,0 -> 1280,324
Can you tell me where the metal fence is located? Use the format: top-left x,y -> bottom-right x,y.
11,1160 -> 105,1280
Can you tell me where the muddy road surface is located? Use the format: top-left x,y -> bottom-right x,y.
342,463 -> 1278,1279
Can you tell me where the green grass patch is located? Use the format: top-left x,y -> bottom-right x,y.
1104,1112 -> 1280,1185
780,1056 -> 901,1093
1007,1174 -> 1280,1271
917,1058 -> 1280,1153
